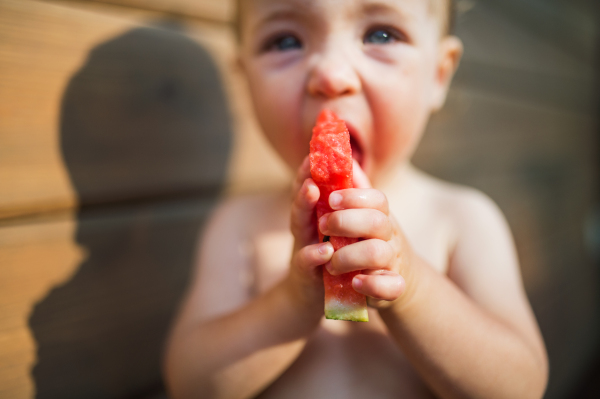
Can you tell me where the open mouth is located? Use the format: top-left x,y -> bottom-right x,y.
347,126 -> 364,168
350,135 -> 363,167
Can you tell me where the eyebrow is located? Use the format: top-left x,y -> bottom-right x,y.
359,1 -> 412,21
251,5 -> 311,36
248,0 -> 422,38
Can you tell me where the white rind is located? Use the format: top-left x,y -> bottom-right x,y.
325,298 -> 368,322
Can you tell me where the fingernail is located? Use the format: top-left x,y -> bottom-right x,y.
319,214 -> 330,234
329,192 -> 342,209
353,277 -> 363,289
318,243 -> 332,256
324,261 -> 334,274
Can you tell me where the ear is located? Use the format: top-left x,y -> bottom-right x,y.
431,36 -> 463,112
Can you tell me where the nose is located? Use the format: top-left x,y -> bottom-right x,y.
307,49 -> 361,98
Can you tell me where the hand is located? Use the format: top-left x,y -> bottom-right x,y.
286,156 -> 334,314
318,161 -> 409,308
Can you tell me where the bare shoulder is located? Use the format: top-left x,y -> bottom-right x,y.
411,169 -> 547,360
411,169 -> 512,254
175,192 -> 290,327
408,169 -> 522,296
411,168 -> 505,225
411,168 -> 545,337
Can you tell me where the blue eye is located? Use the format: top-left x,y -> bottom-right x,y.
364,28 -> 401,44
269,34 -> 302,51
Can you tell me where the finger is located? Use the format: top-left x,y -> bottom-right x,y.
292,242 -> 334,275
292,156 -> 311,196
352,159 -> 372,189
327,239 -> 393,275
329,188 -> 389,215
319,209 -> 392,240
352,271 -> 405,302
291,178 -> 320,245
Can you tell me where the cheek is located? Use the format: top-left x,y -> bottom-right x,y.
245,62 -> 307,168
366,55 -> 434,169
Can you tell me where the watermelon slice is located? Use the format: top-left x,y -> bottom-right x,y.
309,109 -> 369,322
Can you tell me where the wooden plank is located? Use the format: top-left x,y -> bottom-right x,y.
415,87 -> 596,290
413,87 -> 599,399
0,197 -> 218,399
44,0 -> 235,23
481,0 -> 597,64
0,213 -> 82,399
457,1 -> 595,79
0,0 -> 290,220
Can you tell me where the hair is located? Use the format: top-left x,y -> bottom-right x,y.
234,0 -> 457,42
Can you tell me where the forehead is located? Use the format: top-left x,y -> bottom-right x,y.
238,0 -> 446,31
243,0 -> 430,20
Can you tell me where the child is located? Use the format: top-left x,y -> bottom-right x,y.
164,0 -> 549,398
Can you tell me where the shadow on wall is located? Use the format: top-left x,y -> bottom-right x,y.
29,22 -> 232,398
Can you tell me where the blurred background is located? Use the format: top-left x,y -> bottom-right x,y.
0,0 -> 598,398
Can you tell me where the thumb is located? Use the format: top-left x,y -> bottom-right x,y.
352,160 -> 372,189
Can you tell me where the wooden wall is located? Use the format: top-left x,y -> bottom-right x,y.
0,0 -> 598,398
414,2 -> 599,397
0,0 -> 288,397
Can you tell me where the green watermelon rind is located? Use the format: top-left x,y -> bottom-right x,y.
324,300 -> 369,322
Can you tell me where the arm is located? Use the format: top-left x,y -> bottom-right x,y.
164,274 -> 319,399
380,255 -> 547,399
164,161 -> 332,399
378,190 -> 548,398
322,178 -> 547,398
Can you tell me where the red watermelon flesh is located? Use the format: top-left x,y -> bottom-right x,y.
310,109 -> 368,322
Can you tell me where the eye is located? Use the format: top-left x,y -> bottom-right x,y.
264,34 -> 302,52
363,27 -> 404,44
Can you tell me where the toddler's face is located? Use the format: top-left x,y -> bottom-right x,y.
239,0 -> 461,185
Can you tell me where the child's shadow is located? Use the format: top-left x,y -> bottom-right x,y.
28,22 -> 232,399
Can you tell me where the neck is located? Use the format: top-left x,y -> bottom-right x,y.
373,161 -> 415,192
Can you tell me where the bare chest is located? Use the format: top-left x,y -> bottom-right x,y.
255,309 -> 436,399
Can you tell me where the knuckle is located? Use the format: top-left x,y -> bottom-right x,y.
292,196 -> 304,214
301,244 -> 313,257
367,241 -> 392,268
330,251 -> 347,275
329,211 -> 343,231
290,226 -> 301,240
290,213 -> 303,233
368,280 -> 395,301
363,278 -> 385,300
380,193 -> 390,212
294,246 -> 309,264
296,245 -> 316,269
290,203 -> 300,219
329,253 -> 340,275
370,212 -> 390,235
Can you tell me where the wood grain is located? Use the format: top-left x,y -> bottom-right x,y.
0,0 -> 290,220
0,198 -> 217,398
0,212 -> 83,399
44,0 -> 235,22
0,1 -> 288,396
